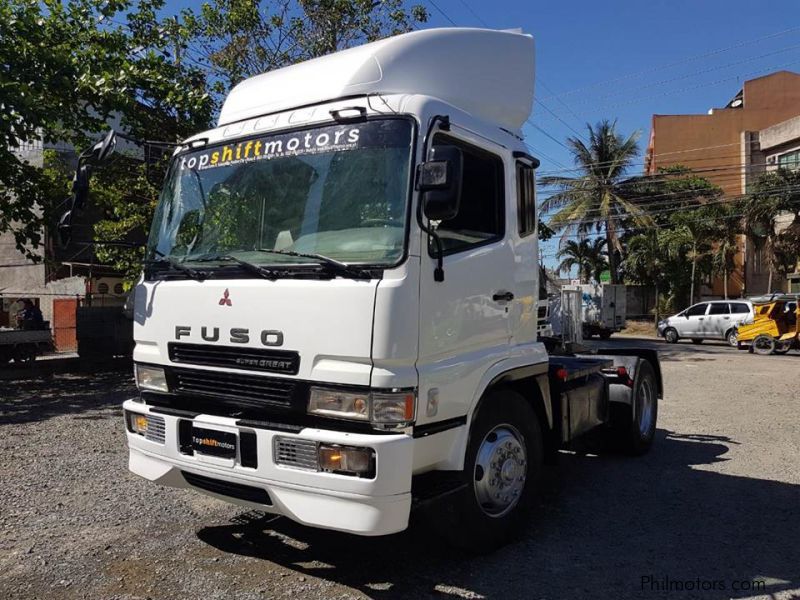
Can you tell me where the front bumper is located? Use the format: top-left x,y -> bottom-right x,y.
657,322 -> 668,336
123,399 -> 414,536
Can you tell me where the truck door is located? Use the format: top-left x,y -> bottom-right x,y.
417,134 -> 514,419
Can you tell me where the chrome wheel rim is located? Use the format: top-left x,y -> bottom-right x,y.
473,424 -> 527,517
637,377 -> 655,437
728,330 -> 738,346
665,330 -> 677,343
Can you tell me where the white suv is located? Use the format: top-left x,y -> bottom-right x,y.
658,300 -> 754,346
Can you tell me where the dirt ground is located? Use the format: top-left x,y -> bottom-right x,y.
1,338 -> 798,600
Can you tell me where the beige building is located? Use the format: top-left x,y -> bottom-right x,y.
645,70 -> 800,298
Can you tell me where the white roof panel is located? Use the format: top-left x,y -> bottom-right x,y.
218,27 -> 535,132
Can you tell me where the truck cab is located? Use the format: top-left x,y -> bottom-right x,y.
116,28 -> 661,551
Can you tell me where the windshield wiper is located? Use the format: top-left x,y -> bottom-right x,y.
256,248 -> 372,279
144,250 -> 208,281
184,253 -> 279,280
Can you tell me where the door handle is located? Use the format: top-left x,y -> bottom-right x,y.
698,317 -> 704,320
492,291 -> 514,302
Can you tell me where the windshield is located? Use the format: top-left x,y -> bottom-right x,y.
148,118 -> 414,268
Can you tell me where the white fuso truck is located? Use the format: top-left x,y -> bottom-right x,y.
70,28 -> 663,550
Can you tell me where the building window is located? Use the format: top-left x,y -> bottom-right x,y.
777,150 -> 800,171
97,282 -> 109,294
114,283 -> 124,294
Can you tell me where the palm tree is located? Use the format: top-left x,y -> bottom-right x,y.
540,120 -> 653,283
622,230 -> 664,326
587,238 -> 608,283
556,238 -> 606,283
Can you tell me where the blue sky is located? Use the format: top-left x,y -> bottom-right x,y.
164,0 -> 800,269
417,0 -> 800,267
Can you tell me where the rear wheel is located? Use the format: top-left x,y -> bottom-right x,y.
434,389 -> 542,553
691,338 -> 703,345
774,340 -> 792,355
598,330 -> 612,340
663,328 -> 679,344
726,328 -> 738,347
752,334 -> 775,355
609,360 -> 658,456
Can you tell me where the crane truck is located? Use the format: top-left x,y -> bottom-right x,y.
61,27 -> 662,551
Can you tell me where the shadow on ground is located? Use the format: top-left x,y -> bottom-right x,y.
0,370 -> 134,425
198,430 -> 799,599
589,335 -> 800,363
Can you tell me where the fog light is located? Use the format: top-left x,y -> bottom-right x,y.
318,444 -> 375,477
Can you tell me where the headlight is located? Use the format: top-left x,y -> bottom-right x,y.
308,387 -> 416,428
308,388 -> 370,420
135,364 -> 169,392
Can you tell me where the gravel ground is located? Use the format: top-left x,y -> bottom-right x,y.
1,340 -> 798,600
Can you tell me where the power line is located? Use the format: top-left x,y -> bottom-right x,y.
538,25 -> 800,102
455,0 -> 489,27
426,0 -> 457,26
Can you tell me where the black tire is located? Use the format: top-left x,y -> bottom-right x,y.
752,334 -> 775,355
691,338 -> 703,345
434,389 -> 543,553
663,328 -> 679,344
774,341 -> 792,355
608,360 -> 658,456
599,330 -> 612,340
726,328 -> 738,347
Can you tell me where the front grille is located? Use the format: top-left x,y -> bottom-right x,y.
168,366 -> 302,411
182,471 -> 271,505
168,342 -> 299,375
144,415 -> 166,444
273,437 -> 318,470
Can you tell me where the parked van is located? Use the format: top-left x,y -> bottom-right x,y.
658,300 -> 754,346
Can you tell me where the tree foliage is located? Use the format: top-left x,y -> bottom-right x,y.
0,0 -> 213,262
556,238 -> 606,283
0,0 -> 426,281
540,120 -> 651,283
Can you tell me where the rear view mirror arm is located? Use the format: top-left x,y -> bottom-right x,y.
417,114 -> 450,283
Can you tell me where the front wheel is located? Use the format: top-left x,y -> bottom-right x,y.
663,328 -> 679,344
435,390 -> 542,552
598,330 -> 612,340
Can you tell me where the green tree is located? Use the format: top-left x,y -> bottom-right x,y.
540,120 -> 652,283
556,238 -> 606,283
741,169 -> 800,292
0,0 -> 213,261
181,0 -> 428,96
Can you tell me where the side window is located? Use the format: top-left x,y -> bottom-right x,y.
431,136 -> 504,254
516,163 -> 536,237
708,303 -> 729,315
730,303 -> 750,314
685,303 -> 708,317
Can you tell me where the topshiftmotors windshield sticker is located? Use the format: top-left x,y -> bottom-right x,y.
178,121 -> 410,172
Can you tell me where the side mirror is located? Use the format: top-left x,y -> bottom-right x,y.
417,145 -> 463,222
57,209 -> 73,248
89,129 -> 117,164
71,164 -> 90,211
